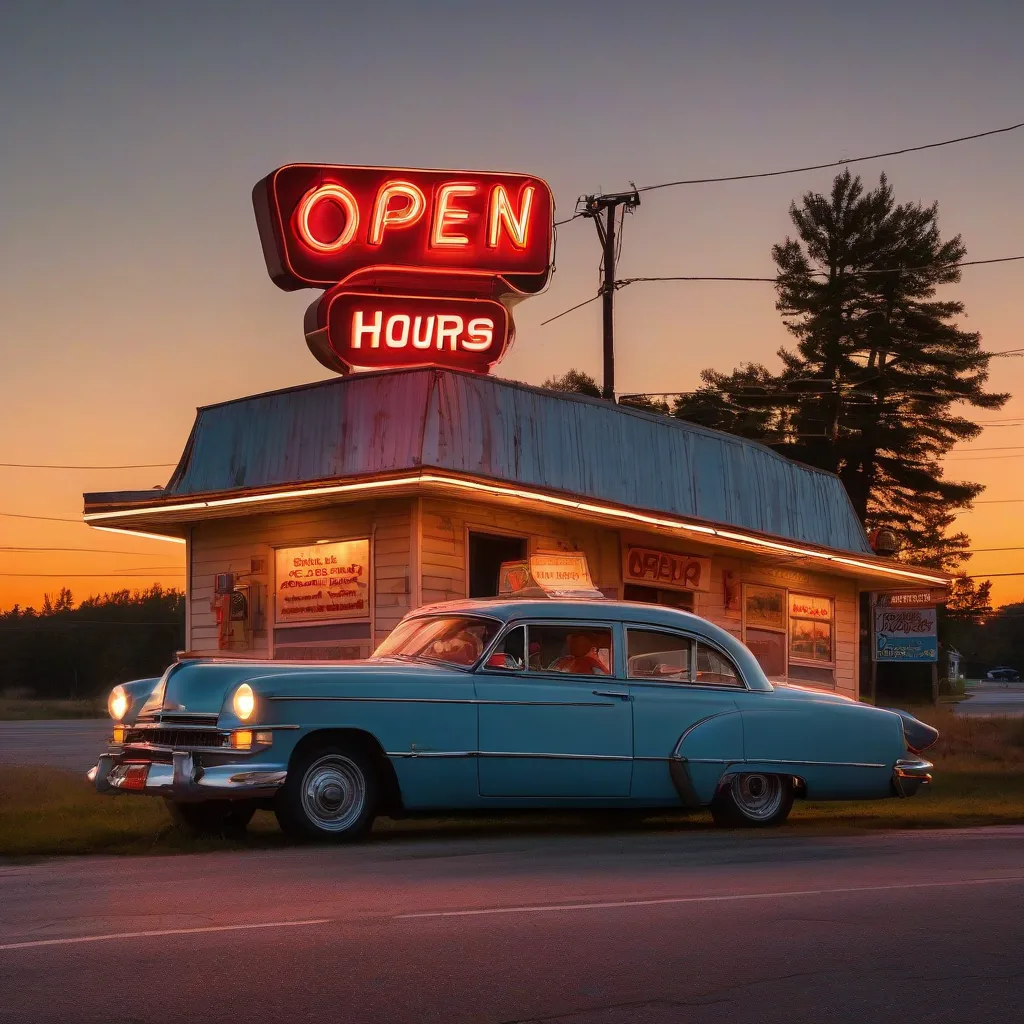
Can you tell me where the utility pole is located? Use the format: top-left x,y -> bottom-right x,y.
581,187 -> 640,401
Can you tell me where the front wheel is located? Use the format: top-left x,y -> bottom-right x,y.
711,773 -> 794,828
275,744 -> 378,842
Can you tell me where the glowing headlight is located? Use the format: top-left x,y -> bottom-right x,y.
233,683 -> 256,722
108,685 -> 129,721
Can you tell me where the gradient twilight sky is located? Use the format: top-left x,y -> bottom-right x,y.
1,0 -> 1022,610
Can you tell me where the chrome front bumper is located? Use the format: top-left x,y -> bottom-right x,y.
87,752 -> 287,802
892,756 -> 934,798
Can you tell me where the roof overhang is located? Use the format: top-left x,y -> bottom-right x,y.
83,469 -> 951,589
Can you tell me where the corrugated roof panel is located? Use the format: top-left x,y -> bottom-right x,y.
113,368 -> 872,555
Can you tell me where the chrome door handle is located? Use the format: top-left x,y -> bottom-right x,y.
593,689 -> 631,701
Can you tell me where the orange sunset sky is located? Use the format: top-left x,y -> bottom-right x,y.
1,1 -> 1022,611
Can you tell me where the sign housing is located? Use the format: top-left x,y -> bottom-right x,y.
253,164 -> 554,375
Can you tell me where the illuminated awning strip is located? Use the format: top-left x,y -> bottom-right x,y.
83,471 -> 950,586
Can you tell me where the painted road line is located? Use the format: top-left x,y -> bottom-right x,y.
396,875 -> 1024,919
0,918 -> 334,952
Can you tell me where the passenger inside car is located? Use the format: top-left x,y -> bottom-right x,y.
550,632 -> 610,675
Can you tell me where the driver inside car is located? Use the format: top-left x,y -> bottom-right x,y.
429,629 -> 483,666
550,632 -> 609,675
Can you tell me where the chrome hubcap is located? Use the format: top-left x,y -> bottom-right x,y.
732,773 -> 783,821
300,755 -> 366,833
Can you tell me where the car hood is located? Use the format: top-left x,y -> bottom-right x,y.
139,657 -> 463,717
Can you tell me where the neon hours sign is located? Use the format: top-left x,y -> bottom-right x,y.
253,164 -> 554,375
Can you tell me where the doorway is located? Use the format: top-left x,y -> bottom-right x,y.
469,532 -> 527,597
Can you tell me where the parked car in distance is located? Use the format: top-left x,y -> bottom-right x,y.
88,598 -> 938,840
986,666 -> 1020,682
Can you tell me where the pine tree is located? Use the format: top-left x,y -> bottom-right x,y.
676,170 -> 1007,571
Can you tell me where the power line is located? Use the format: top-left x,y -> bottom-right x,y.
944,453 -> 1024,461
0,546 -> 177,555
0,572 -> 185,577
542,254 -> 1024,326
540,292 -> 601,326
635,120 -> 1024,193
964,572 -> 1024,578
616,254 -> 1024,289
972,498 -> 1024,504
0,511 -> 81,523
0,462 -> 176,470
952,445 -> 1024,453
0,621 -> 185,630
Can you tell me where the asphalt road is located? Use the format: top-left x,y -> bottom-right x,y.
956,681 -> 1024,717
1,826 -> 1022,1023
0,719 -> 109,773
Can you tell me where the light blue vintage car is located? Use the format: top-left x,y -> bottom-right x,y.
88,598 -> 937,839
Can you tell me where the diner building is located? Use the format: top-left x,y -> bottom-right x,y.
83,367 -> 950,699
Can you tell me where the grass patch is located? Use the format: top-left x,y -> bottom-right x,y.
1,707 -> 1021,857
791,706 -> 1024,830
0,765 -> 287,857
0,698 -> 105,721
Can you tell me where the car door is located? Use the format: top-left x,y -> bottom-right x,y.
474,621 -> 633,798
625,625 -> 745,802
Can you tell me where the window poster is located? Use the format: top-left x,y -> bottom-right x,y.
744,585 -> 787,630
274,539 -> 370,625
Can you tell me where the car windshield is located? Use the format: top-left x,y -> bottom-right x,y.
372,615 -> 502,668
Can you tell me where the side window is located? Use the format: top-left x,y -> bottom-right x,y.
527,625 -> 612,676
695,643 -> 742,687
627,629 -> 692,682
484,625 -> 525,671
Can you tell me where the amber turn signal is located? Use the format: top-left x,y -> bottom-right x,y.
112,725 -> 127,744
230,729 -> 253,750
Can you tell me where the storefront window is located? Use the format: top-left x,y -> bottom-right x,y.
744,628 -> 787,677
743,584 -> 787,678
789,593 -> 834,664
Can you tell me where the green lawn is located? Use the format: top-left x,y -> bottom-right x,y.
1,706 -> 1021,857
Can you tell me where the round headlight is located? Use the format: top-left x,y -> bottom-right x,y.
108,685 -> 129,721
233,682 -> 255,722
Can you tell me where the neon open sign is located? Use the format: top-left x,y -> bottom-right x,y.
253,164 -> 554,375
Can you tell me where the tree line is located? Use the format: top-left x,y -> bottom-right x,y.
0,586 -> 185,699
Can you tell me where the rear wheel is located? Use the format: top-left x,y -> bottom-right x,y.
711,773 -> 793,828
165,800 -> 256,838
275,744 -> 378,842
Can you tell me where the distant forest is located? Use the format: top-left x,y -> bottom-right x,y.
0,586 -> 185,699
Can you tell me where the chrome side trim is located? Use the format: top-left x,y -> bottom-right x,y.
684,757 -> 887,768
268,696 -> 614,707
385,750 -> 633,761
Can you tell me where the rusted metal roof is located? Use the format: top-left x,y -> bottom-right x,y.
85,368 -> 873,555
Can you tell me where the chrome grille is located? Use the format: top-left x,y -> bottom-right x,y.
155,714 -> 220,727
125,728 -> 228,749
